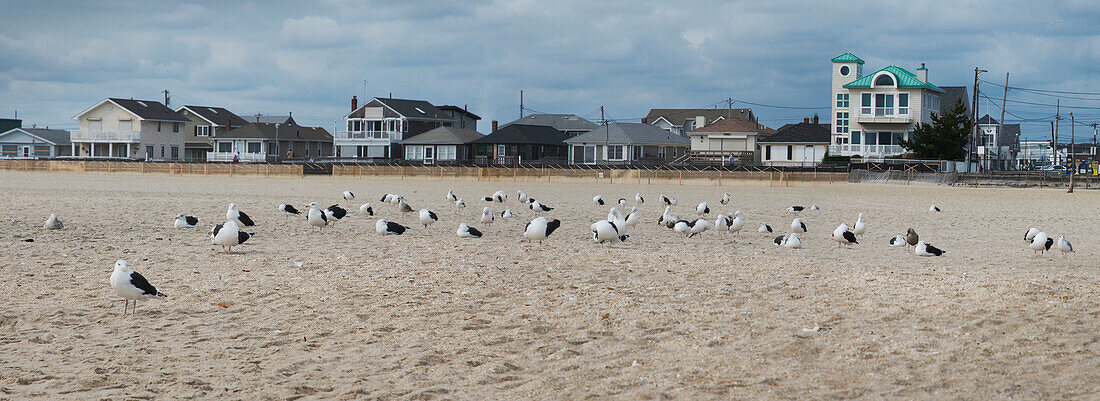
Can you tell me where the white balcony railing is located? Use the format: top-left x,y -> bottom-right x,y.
70,130 -> 141,142
829,144 -> 904,156
856,115 -> 912,124
206,152 -> 268,162
333,131 -> 396,140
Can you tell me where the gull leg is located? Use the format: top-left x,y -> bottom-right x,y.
123,300 -> 128,315
133,300 -> 137,315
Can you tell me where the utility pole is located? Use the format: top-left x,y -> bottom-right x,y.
1069,112 -> 1075,193
969,68 -> 985,172
999,73 -> 1009,171
1054,99 -> 1060,167
163,89 -> 170,107
727,97 -> 733,118
601,106 -> 607,166
520,90 -> 524,119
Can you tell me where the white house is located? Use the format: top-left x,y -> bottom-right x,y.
758,122 -> 831,167
828,53 -> 947,160
686,116 -> 775,164
0,128 -> 72,158
336,96 -> 456,160
71,98 -> 190,160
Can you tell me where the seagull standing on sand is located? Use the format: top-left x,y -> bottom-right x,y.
1029,232 -> 1052,254
398,200 -> 414,215
729,211 -> 744,234
359,203 -> 374,216
591,219 -> 628,244
853,213 -> 866,236
914,241 -> 945,256
457,223 -> 482,238
791,218 -> 807,233
517,190 -> 529,203
174,214 -> 200,228
635,193 -> 644,204
419,209 -> 439,227
226,203 -> 255,227
673,220 -> 692,239
687,218 -> 712,238
307,202 -> 328,231
906,228 -> 919,248
774,233 -> 802,249
211,220 -> 253,252
787,206 -> 805,214
720,192 -> 730,205
110,260 -> 166,315
43,214 -> 63,230
279,204 -> 300,218
832,222 -> 858,247
455,198 -> 466,208
1024,227 -> 1039,243
661,195 -> 677,206
523,216 -> 561,243
501,209 -> 514,220
447,190 -> 457,202
1057,235 -> 1074,255
480,207 -> 495,226
618,198 -> 627,207
376,219 -> 409,235
758,223 -> 772,233
625,206 -> 639,228
696,202 -> 710,216
715,214 -> 731,232
530,200 -> 553,213
324,204 -> 348,224
343,191 -> 355,203
930,205 -> 941,212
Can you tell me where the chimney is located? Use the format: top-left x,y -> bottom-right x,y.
492,120 -> 498,132
803,117 -> 810,124
812,114 -> 819,124
916,63 -> 928,83
641,117 -> 647,124
351,95 -> 358,111
695,116 -> 705,129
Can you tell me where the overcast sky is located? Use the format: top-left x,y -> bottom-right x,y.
2,0 -> 1099,140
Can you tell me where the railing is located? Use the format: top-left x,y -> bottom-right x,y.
69,130 -> 141,142
333,131 -> 395,140
206,152 -> 268,162
856,115 -> 911,124
829,144 -> 904,157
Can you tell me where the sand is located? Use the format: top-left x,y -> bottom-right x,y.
0,171 -> 1098,400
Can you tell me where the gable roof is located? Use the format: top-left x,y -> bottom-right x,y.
105,98 -> 190,122
0,128 -> 71,145
843,66 -> 945,92
759,123 -> 831,144
977,114 -> 999,125
402,126 -> 484,145
221,123 -> 331,141
565,123 -> 690,145
831,53 -> 865,64
246,115 -> 296,125
688,117 -> 774,134
646,108 -> 755,126
437,105 -> 481,120
938,86 -> 970,115
371,98 -> 451,120
178,105 -> 249,127
471,124 -> 569,146
500,114 -> 599,132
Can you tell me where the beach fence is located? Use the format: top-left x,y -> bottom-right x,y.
0,159 -> 305,177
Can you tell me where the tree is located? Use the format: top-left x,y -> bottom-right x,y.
899,98 -> 973,160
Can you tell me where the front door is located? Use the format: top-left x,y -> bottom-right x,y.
21,146 -> 30,157
423,146 -> 434,164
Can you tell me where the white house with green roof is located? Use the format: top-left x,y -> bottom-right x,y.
829,53 -> 945,159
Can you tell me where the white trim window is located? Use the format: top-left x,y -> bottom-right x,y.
217,142 -> 232,153
607,145 -> 624,160
861,93 -> 872,115
836,93 -> 849,108
898,93 -> 909,115
195,125 -> 211,137
836,112 -> 849,133
246,141 -> 262,154
437,145 -> 457,160
406,145 -> 425,160
874,94 -> 895,116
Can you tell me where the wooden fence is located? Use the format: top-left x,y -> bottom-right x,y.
0,159 -> 304,177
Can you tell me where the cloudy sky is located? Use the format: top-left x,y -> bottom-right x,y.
2,0 -> 1099,140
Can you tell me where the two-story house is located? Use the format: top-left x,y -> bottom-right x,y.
438,105 -> 480,131
336,96 -> 456,160
828,53 -> 948,159
976,114 -> 1021,171
175,105 -> 250,161
498,114 -> 598,138
646,109 -> 756,136
71,98 -> 190,160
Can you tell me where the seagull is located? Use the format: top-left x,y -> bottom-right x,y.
787,206 -> 804,214
930,205 -> 941,212
211,220 -> 253,252
493,190 -> 507,203
419,209 -> 439,227
390,195 -> 405,204
375,219 -> 409,235
1029,232 -> 1052,254
774,233 -> 802,249
914,241 -> 945,256
791,218 -> 807,233
174,214 -> 200,228
1056,235 -> 1074,255
480,206 -> 495,226
673,220 -> 692,239
482,196 -> 494,202
381,193 -> 395,203
660,194 -> 677,206
625,206 -> 639,228
657,206 -> 674,227
359,203 -> 374,216
618,198 -> 628,207
457,223 -> 482,238
226,203 -> 255,227
607,208 -> 628,235
635,193 -> 644,204
517,190 -> 529,203
455,198 -> 466,208
810,205 -> 820,211
593,195 -> 605,206
110,260 -> 166,316
889,235 -> 906,247
758,223 -> 772,233
832,222 -> 857,247
398,200 -> 414,215
307,202 -> 328,231
523,216 -> 561,243
1024,227 -> 1040,243
591,220 -> 628,244
447,190 -> 457,202
324,204 -> 348,224
43,214 -> 63,230
715,214 -> 731,232
729,211 -> 744,234
720,192 -> 730,205
906,228 -> 919,248
279,204 -> 300,218
501,209 -> 514,220
342,191 -> 355,203
687,218 -> 712,238
530,200 -> 553,213
696,202 -> 710,216
853,213 -> 866,236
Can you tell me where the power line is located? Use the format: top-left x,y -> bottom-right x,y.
728,99 -> 829,110
980,79 -> 1100,96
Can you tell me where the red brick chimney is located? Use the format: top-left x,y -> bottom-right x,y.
803,117 -> 809,123
812,114 -> 819,124
351,95 -> 358,111
641,117 -> 647,124
492,120 -> 498,132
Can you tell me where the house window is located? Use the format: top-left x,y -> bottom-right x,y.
851,131 -> 861,144
836,93 -> 849,108
633,145 -> 642,160
157,122 -> 162,132
875,94 -> 894,116
406,145 -> 425,160
497,144 -> 506,156
218,142 -> 232,152
247,142 -> 262,154
835,112 -> 849,133
160,145 -> 165,158
146,146 -> 153,159
196,126 -> 210,137
898,93 -> 909,115
874,74 -> 895,87
0,145 -> 16,157
89,119 -> 103,131
765,146 -> 771,160
861,93 -> 872,115
34,145 -> 50,157
172,122 -> 180,133
607,145 -> 624,160
786,145 -> 793,160
440,145 -> 457,160
304,142 -> 310,157
658,146 -> 666,159
171,146 -> 179,160
840,65 -> 850,76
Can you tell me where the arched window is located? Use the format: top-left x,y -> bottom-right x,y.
874,74 -> 895,87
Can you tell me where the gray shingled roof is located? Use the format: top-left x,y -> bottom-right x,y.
437,105 -> 481,120
179,105 -> 249,127
248,115 -> 296,125
108,98 -> 190,122
646,108 -> 755,126
938,86 -> 970,116
471,124 -> 568,146
499,114 -> 599,132
222,123 -> 331,141
402,126 -> 484,144
0,128 -> 71,144
374,98 -> 451,120
758,123 -> 831,143
564,123 -> 689,145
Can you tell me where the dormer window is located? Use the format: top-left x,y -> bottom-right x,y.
874,74 -> 895,87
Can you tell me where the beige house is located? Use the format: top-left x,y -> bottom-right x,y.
71,98 -> 190,160
687,117 -> 775,164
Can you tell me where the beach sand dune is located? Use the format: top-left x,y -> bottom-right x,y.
1,171 -> 1098,400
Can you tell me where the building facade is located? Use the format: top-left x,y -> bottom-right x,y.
646,109 -> 756,136
176,105 -> 250,162
71,98 -> 190,160
828,53 -> 946,160
336,96 -> 456,160
0,128 -> 72,158
758,122 -> 831,167
207,122 -> 332,162
564,122 -> 689,166
686,117 -> 775,164
471,124 -> 569,165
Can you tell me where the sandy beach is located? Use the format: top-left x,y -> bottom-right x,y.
1,170 -> 1098,400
